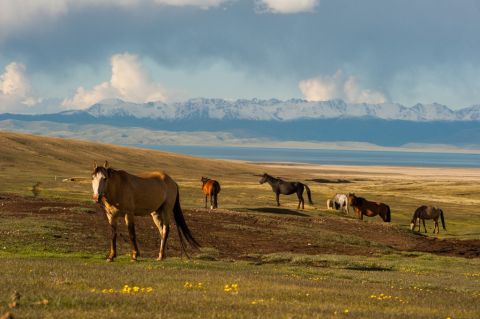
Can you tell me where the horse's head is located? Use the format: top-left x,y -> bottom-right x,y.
92,160 -> 111,203
347,193 -> 356,206
201,176 -> 209,185
259,173 -> 269,184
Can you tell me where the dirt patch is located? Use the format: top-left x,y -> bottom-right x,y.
0,193 -> 479,260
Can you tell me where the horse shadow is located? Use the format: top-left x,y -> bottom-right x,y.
248,207 -> 309,217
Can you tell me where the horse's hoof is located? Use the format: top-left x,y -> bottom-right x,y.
106,258 -> 114,262
130,259 -> 137,263
156,257 -> 164,261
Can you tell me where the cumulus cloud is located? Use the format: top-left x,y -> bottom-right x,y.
255,0 -> 318,14
299,70 -> 387,104
63,53 -> 166,109
0,62 -> 42,113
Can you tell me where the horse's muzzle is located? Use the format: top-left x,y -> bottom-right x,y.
93,194 -> 103,204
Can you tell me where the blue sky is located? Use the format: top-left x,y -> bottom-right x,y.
1,0 -> 480,113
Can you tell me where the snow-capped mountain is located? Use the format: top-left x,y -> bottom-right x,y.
81,98 -> 480,122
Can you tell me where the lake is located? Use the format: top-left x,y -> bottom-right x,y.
137,145 -> 480,168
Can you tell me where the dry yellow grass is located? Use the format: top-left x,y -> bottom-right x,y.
1,131 -> 479,239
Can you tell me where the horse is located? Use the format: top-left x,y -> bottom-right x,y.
410,205 -> 446,234
201,177 -> 221,209
259,173 -> 313,209
347,193 -> 391,222
91,161 -> 200,262
332,193 -> 349,213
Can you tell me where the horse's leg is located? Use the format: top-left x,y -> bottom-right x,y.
151,211 -> 170,260
276,192 -> 280,207
434,218 -> 439,234
210,194 -> 214,210
106,215 -> 117,262
125,214 -> 139,261
160,223 -> 170,259
298,190 -> 305,209
205,195 -> 208,209
422,219 -> 427,233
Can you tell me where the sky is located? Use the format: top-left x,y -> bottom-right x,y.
1,0 -> 480,113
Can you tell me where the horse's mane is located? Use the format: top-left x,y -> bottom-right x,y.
353,196 -> 366,206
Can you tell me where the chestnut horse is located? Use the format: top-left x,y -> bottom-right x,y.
91,161 -> 200,262
410,205 -> 446,234
348,193 -> 391,222
201,177 -> 221,209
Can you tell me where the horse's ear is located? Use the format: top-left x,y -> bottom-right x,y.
93,160 -> 97,170
104,160 -> 109,168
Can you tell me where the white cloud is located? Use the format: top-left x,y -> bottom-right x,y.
63,53 -> 167,109
299,70 -> 387,104
255,0 -> 318,14
343,76 -> 386,104
298,70 -> 342,101
0,62 -> 42,113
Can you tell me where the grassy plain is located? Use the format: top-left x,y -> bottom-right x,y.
0,131 -> 479,318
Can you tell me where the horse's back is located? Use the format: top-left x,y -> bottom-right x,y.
416,205 -> 440,219
203,179 -> 220,194
127,170 -> 178,213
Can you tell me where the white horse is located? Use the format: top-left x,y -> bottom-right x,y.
329,193 -> 349,214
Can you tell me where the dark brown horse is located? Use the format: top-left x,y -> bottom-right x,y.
259,173 -> 313,209
410,205 -> 446,234
91,161 -> 199,262
348,193 -> 391,222
201,177 -> 221,209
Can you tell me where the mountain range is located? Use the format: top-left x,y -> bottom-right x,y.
68,98 -> 480,122
1,98 -> 480,148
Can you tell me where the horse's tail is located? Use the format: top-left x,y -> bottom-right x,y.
385,205 -> 391,222
304,184 -> 313,205
173,189 -> 200,255
440,209 -> 446,230
212,181 -> 220,208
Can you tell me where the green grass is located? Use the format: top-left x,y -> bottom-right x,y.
0,254 -> 479,318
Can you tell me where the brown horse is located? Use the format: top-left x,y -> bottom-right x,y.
410,205 -> 446,234
201,177 -> 221,209
91,161 -> 199,262
348,193 -> 391,222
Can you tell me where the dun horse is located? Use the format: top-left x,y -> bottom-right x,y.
201,177 -> 221,209
410,205 -> 446,234
348,193 -> 391,222
259,173 -> 313,209
91,161 -> 200,262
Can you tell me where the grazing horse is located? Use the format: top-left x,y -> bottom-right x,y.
348,193 -> 391,222
259,173 -> 313,209
332,193 -> 349,213
91,161 -> 200,262
201,177 -> 221,209
410,205 -> 446,234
